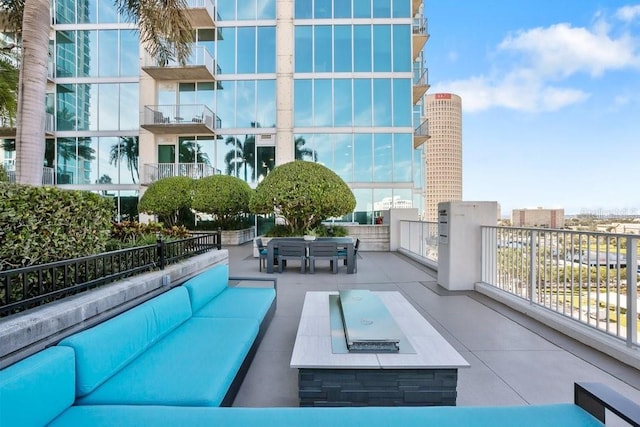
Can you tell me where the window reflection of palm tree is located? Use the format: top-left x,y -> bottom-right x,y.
224,134 -> 254,181
0,45 -> 18,127
109,136 -> 139,184
294,136 -> 317,161
224,121 -> 262,181
179,140 -> 211,165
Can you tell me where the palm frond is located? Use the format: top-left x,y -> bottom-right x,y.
116,0 -> 193,65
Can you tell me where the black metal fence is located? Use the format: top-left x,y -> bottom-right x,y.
0,232 -> 221,317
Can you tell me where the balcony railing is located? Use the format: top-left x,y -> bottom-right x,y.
481,226 -> 639,347
6,166 -> 55,185
142,162 -> 220,185
398,220 -> 439,267
412,17 -> 428,35
413,119 -> 429,147
141,104 -> 220,135
412,67 -> 429,104
142,46 -> 219,80
412,17 -> 429,60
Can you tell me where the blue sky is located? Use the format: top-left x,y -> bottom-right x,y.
425,1 -> 640,216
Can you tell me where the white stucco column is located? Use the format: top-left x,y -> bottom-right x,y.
275,0 -> 294,165
437,201 -> 498,291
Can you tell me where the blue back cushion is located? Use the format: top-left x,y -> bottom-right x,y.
58,287 -> 192,397
183,264 -> 229,313
0,346 -> 76,427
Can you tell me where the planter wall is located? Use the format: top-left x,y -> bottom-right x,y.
220,227 -> 255,246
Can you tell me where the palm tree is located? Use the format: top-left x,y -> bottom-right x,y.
2,0 -> 194,185
294,136 -> 317,161
109,136 -> 139,184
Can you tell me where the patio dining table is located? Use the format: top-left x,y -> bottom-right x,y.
265,237 -> 356,274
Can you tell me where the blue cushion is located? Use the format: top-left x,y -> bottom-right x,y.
50,404 -> 603,427
183,264 -> 229,312
58,287 -> 192,397
0,347 -> 75,427
76,317 -> 259,407
193,287 -> 275,320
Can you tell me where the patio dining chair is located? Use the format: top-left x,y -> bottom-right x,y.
308,242 -> 339,274
255,238 -> 268,272
338,238 -> 360,273
277,241 -> 307,273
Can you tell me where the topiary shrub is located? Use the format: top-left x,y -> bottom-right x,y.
0,165 -> 8,182
192,175 -> 252,230
0,183 -> 113,269
138,176 -> 194,227
249,161 -> 356,235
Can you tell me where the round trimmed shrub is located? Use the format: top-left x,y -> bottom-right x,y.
249,161 -> 356,235
138,176 -> 194,227
192,175 -> 252,229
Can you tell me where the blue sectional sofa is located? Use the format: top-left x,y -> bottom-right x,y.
1,263 -> 639,426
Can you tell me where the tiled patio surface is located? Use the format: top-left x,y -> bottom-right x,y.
225,243 -> 640,408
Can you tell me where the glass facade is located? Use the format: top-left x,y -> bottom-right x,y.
38,0 -> 427,221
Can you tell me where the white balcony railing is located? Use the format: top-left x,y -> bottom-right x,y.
6,166 -> 55,185
399,220 -> 438,267
481,226 -> 639,347
142,162 -> 220,185
186,0 -> 219,22
141,104 -> 221,129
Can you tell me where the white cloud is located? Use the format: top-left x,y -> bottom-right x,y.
616,5 -> 640,22
433,17 -> 639,113
433,72 -> 589,113
498,23 -> 640,78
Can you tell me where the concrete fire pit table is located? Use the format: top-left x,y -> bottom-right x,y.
290,290 -> 469,407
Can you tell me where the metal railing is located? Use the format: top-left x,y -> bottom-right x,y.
0,233 -> 221,317
141,104 -> 221,129
413,65 -> 429,87
6,166 -> 55,185
142,162 -> 220,184
412,17 -> 428,35
414,119 -> 429,138
399,220 -> 438,264
481,226 -> 639,347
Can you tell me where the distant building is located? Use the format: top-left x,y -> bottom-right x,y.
511,208 -> 565,228
424,93 -> 462,222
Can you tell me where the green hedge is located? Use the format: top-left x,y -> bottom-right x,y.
0,183 -> 113,269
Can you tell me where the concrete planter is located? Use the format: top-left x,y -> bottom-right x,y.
221,227 -> 255,245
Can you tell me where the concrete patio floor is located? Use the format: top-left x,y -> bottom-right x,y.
225,243 -> 640,408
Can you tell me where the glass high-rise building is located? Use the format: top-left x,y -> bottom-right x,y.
6,0 -> 430,223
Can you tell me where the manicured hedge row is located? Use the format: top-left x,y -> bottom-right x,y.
0,183 -> 113,269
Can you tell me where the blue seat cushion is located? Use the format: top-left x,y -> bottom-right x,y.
192,287 -> 275,320
75,317 -> 259,407
183,264 -> 229,312
0,347 -> 76,427
58,287 -> 192,397
49,404 -> 603,427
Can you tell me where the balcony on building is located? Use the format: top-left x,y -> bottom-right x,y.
0,112 -> 55,137
184,0 -> 219,28
141,104 -> 221,135
141,162 -> 220,185
412,0 -> 422,17
412,17 -> 429,60
142,46 -> 219,81
413,65 -> 429,104
414,119 -> 429,148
